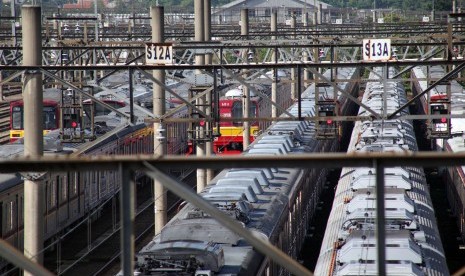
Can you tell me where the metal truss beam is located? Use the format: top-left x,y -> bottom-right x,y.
2,152 -> 465,276
1,152 -> 465,173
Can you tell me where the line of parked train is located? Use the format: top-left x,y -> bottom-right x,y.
0,68 -> 306,273
0,79 -> 192,272
315,67 -> 449,275
411,65 -> 465,250
129,66 -> 360,275
8,70 -> 293,155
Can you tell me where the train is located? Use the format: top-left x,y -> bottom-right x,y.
129,66 -> 360,276
314,67 -> 449,275
412,65 -> 465,247
183,71 -> 294,155
9,87 -> 127,142
0,94 -> 189,273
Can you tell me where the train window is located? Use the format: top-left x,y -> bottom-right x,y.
231,102 -> 243,126
231,102 -> 258,126
6,201 -> 15,232
250,102 -> 258,118
100,173 -> 107,194
61,176 -> 68,202
71,172 -> 78,197
12,106 -> 23,130
43,106 -> 58,130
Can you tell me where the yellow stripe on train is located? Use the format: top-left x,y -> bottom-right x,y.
219,126 -> 259,136
10,130 -> 52,141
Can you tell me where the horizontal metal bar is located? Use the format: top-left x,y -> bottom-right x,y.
1,59 -> 465,71
0,152 -> 464,173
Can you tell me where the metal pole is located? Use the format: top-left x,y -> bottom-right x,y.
119,164 -> 135,276
204,0 -> 214,182
94,0 -> 98,80
129,68 -> 135,124
291,14 -> 297,100
151,6 -> 167,236
22,6 -> 44,275
302,12 -> 311,88
375,160 -> 386,276
241,8 -> 251,150
271,10 -> 278,118
11,0 -> 16,45
195,0 -> 207,192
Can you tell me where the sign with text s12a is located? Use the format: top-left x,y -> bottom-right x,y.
362,39 -> 391,61
146,43 -> 173,65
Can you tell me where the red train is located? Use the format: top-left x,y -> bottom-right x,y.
185,82 -> 293,155
9,90 -> 126,142
214,96 -> 260,154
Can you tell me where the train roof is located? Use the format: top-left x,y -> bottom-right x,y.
135,66 -> 363,275
315,67 -> 448,276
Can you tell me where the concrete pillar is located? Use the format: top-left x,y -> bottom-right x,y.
120,166 -> 135,276
318,4 -> 322,24
373,10 -> 377,23
204,0 -> 212,65
204,0 -> 214,182
271,10 -> 278,118
241,9 -> 251,150
22,6 -> 44,274
151,6 -> 167,236
195,0 -> 207,192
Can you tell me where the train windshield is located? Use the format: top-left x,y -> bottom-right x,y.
231,102 -> 257,126
11,106 -> 22,129
43,106 -> 57,130
12,105 -> 57,130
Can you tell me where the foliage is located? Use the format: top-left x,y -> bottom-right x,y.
327,0 -> 451,11
50,0 -> 453,12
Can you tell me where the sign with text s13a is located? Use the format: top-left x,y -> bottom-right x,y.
146,43 -> 173,65
362,39 -> 391,61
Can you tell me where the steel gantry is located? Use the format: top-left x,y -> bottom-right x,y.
1,152 -> 465,275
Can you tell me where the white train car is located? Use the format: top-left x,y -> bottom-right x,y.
412,65 -> 465,245
0,99 -> 189,272
131,67 -> 360,276
315,67 -> 449,276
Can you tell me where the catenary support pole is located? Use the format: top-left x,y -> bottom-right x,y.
22,6 -> 45,276
151,6 -> 167,236
290,13 -> 297,100
375,160 -> 386,276
271,10 -> 278,118
195,0 -> 207,192
241,8 -> 251,149
120,164 -> 135,276
303,12 -> 311,88
204,0 -> 214,182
